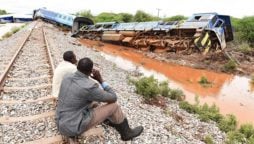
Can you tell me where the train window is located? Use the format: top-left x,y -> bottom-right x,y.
194,16 -> 201,21
63,16 -> 66,19
214,19 -> 224,27
68,17 -> 71,21
211,16 -> 217,25
103,24 -> 112,28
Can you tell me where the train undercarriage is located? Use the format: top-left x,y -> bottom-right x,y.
78,29 -> 220,55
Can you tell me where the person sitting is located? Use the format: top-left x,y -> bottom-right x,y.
56,57 -> 143,141
52,51 -> 77,98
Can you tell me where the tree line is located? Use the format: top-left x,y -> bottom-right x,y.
75,10 -> 187,23
0,9 -> 7,15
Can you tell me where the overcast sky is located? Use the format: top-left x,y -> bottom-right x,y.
0,0 -> 253,18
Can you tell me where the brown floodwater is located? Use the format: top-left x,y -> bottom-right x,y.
80,39 -> 254,125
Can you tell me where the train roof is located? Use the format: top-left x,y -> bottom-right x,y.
38,8 -> 76,18
0,14 -> 13,18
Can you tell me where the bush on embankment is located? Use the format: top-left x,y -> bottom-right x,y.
231,16 -> 254,55
130,75 -> 254,143
179,97 -> 254,143
131,76 -> 185,101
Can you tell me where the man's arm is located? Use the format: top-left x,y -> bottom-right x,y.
87,69 -> 117,103
87,83 -> 117,103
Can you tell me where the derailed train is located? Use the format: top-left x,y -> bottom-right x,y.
33,8 -> 233,54
73,13 -> 233,54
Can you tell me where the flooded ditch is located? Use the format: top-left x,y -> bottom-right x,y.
80,39 -> 254,125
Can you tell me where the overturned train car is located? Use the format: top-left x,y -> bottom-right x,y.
33,8 -> 94,28
73,13 -> 233,54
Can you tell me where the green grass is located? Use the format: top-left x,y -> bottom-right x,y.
1,25 -> 26,39
223,60 -> 237,72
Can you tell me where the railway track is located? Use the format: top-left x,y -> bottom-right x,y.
0,22 -> 62,143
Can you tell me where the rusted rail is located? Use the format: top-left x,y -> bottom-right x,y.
42,27 -> 55,73
0,23 -> 36,92
0,22 -> 60,143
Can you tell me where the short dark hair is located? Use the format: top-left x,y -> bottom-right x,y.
63,51 -> 75,62
77,57 -> 93,74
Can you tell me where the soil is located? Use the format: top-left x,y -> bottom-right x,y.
143,96 -> 167,109
79,39 -> 254,76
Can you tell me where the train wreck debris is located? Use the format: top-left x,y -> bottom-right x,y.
74,13 -> 234,55
32,8 -> 233,55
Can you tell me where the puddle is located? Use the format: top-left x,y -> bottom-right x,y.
80,39 -> 254,125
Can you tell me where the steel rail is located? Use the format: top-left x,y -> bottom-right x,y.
42,27 -> 55,74
0,22 -> 37,92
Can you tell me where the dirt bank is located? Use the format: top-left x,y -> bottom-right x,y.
80,39 -> 254,125
79,39 -> 254,76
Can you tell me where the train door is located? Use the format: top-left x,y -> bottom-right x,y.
218,15 -> 234,42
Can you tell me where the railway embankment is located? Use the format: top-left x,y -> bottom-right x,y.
43,22 -> 227,143
1,21 -> 253,143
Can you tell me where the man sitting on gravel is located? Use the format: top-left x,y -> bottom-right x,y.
56,57 -> 144,141
52,51 -> 77,98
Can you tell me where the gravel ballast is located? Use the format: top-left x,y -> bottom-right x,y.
43,22 -> 226,144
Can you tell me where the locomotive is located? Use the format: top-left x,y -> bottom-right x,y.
33,8 -> 233,54
73,13 -> 233,54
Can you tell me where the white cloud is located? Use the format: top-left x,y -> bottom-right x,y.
0,0 -> 253,18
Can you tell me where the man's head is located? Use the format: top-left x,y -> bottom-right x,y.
63,51 -> 77,64
77,57 -> 93,75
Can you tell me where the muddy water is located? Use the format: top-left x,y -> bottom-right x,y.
80,39 -> 254,125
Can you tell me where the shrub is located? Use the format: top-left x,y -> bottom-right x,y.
169,89 -> 185,101
133,76 -> 185,101
198,76 -> 212,87
203,135 -> 214,144
237,42 -> 253,54
197,103 -> 223,123
219,114 -> 237,133
158,81 -> 170,97
237,16 -> 254,45
248,136 -> 254,144
223,60 -> 237,72
133,76 -> 160,99
226,131 -> 246,144
179,101 -> 198,113
239,124 -> 254,139
0,9 -> 7,15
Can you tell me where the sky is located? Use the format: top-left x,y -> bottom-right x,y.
0,0 -> 253,18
